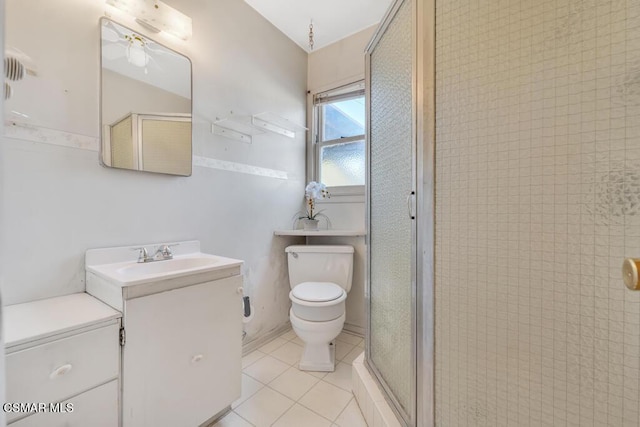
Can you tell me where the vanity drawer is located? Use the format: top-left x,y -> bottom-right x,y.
6,324 -> 119,423
10,380 -> 118,427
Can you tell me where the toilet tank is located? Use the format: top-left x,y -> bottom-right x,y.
285,245 -> 354,292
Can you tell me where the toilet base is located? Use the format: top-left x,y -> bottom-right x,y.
290,309 -> 345,372
299,341 -> 336,372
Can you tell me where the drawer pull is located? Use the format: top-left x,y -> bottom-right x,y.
49,364 -> 73,379
191,354 -> 204,364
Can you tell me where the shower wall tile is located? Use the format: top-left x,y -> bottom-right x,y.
435,0 -> 640,425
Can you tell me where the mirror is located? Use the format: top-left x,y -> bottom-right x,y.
100,18 -> 192,176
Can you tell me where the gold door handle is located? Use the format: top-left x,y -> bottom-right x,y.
623,258 -> 640,290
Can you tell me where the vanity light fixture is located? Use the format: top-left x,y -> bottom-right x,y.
105,0 -> 192,41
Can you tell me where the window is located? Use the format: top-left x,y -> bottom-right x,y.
313,81 -> 365,191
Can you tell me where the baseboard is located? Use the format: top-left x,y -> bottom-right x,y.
242,322 -> 291,356
201,406 -> 231,427
343,323 -> 365,336
352,353 -> 403,427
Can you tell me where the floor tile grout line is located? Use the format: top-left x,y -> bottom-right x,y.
293,378 -> 354,422
294,389 -> 346,424
232,378 -> 264,409
241,369 -> 270,385
249,354 -> 304,386
263,367 -> 321,398
234,384 -> 294,425
269,399 -> 334,426
232,409 -> 257,427
242,351 -> 297,384
241,350 -> 268,370
266,396 -> 296,427
234,330 -> 364,426
322,365 -> 353,393
242,371 -> 335,427
258,337 -> 290,355
269,341 -> 305,366
332,396 -> 355,427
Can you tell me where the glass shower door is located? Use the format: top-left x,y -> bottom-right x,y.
366,0 -> 415,424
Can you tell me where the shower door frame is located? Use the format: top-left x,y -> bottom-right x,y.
364,0 -> 435,425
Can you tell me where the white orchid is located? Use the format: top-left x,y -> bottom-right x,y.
305,181 -> 329,201
299,181 -> 330,220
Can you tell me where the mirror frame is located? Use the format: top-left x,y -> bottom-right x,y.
98,17 -> 194,177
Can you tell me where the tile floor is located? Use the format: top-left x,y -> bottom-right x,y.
214,329 -> 368,427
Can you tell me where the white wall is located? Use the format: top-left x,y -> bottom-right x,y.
1,0 -> 308,344
306,26 -> 376,334
307,25 -> 376,94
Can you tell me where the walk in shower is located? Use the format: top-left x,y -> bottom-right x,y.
365,0 -> 434,425
366,0 -> 640,426
367,0 -> 415,423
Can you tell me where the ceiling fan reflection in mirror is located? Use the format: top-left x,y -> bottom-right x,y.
101,20 -> 173,75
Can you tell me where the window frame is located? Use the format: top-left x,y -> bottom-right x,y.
312,81 -> 366,197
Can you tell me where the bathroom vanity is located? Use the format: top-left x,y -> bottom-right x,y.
86,240 -> 243,427
4,293 -> 121,426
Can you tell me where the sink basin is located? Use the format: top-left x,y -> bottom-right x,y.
85,240 -> 243,309
85,241 -> 243,289
88,254 -> 241,287
116,256 -> 222,277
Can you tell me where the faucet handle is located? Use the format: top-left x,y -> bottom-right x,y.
156,243 -> 179,258
131,247 -> 149,263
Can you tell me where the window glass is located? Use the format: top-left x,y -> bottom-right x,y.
322,97 -> 365,141
315,82 -> 366,190
320,140 -> 365,186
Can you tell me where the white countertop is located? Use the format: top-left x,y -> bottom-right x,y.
4,293 -> 121,349
85,241 -> 244,308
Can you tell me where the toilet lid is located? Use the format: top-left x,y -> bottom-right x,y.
292,282 -> 344,302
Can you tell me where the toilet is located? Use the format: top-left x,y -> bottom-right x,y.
286,245 -> 354,372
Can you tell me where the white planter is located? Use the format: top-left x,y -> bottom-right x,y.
302,219 -> 319,231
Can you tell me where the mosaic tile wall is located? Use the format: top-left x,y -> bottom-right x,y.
434,0 -> 640,425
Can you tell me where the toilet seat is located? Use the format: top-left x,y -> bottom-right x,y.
291,282 -> 344,302
289,282 -> 346,322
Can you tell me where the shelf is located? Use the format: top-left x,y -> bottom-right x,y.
252,112 -> 307,138
212,116 -> 264,143
274,229 -> 366,237
212,112 -> 306,142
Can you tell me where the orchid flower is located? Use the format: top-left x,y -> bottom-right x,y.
300,181 -> 330,220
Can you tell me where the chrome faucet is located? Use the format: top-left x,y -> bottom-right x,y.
132,244 -> 177,263
132,247 -> 151,263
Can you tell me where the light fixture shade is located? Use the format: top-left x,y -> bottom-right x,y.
106,0 -> 192,40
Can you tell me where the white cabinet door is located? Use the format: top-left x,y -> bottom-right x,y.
122,276 -> 242,427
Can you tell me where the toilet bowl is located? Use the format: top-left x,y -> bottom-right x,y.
285,245 -> 354,372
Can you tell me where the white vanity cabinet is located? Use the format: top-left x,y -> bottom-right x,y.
122,276 -> 242,427
4,293 -> 121,427
85,241 -> 244,427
